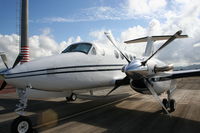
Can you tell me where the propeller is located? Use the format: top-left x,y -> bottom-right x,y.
104,32 -> 131,63
141,30 -> 182,66
0,54 -> 23,91
12,54 -> 23,68
106,76 -> 130,96
104,32 -> 131,95
0,81 -> 7,91
0,52 -> 9,69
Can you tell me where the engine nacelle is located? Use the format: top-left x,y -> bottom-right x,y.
130,78 -> 151,94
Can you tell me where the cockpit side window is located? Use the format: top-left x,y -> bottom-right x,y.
62,43 -> 92,54
91,47 -> 97,55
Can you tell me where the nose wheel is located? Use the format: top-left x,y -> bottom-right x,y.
66,93 -> 77,101
11,116 -> 32,133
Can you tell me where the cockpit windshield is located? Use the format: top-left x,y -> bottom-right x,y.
62,43 -> 92,54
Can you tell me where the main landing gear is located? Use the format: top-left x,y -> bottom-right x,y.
144,79 -> 176,115
66,93 -> 77,101
11,86 -> 33,133
11,116 -> 32,133
162,90 -> 176,113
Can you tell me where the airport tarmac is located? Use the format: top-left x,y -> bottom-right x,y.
0,77 -> 200,133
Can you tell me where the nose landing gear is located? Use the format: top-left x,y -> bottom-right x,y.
11,116 -> 32,133
66,93 -> 77,101
11,86 -> 33,133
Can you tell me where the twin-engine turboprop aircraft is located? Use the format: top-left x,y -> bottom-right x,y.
2,1 -> 199,133
104,30 -> 200,115
0,30 -> 200,133
0,38 -> 135,132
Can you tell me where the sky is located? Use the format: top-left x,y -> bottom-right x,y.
0,0 -> 200,67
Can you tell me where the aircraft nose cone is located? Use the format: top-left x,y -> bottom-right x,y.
124,60 -> 141,72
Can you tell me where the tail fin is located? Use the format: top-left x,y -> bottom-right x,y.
124,35 -> 188,57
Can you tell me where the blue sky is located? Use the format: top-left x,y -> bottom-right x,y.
0,0 -> 148,42
0,0 -> 200,66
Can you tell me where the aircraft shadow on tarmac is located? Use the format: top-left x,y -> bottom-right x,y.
0,93 -> 200,133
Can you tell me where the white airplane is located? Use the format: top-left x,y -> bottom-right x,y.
105,30 -> 200,116
2,0 -> 199,132
0,38 -> 135,132
0,30 -> 199,133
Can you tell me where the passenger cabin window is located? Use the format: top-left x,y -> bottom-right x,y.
120,53 -> 124,60
125,53 -> 128,60
129,55 -> 133,61
102,49 -> 105,56
62,43 -> 92,54
114,50 -> 119,59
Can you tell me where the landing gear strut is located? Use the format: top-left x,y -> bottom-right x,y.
144,79 -> 176,115
11,85 -> 33,133
66,93 -> 77,101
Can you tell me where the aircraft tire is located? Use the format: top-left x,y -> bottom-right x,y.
162,98 -> 168,113
162,98 -> 168,108
170,99 -> 176,112
70,93 -> 77,101
11,116 -> 32,133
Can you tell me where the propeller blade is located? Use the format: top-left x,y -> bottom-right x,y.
0,52 -> 9,69
106,85 -> 120,96
141,30 -> 182,66
106,76 -> 130,96
12,55 -> 23,68
104,32 -> 131,63
0,81 -> 7,91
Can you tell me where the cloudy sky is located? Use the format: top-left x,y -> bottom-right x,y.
0,0 -> 200,67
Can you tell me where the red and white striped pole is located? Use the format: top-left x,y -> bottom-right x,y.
20,0 -> 29,64
20,46 -> 30,63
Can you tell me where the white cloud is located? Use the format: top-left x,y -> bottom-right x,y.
1,0 -> 200,67
193,43 -> 200,47
37,17 -> 75,23
0,33 -> 82,68
121,25 -> 147,41
37,6 -> 124,23
119,1 -> 200,66
40,27 -> 51,35
36,0 -> 168,23
89,29 -> 111,46
126,0 -> 167,15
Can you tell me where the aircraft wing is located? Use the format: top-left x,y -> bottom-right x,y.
151,69 -> 200,82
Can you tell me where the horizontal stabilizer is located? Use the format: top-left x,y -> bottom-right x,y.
124,35 -> 188,44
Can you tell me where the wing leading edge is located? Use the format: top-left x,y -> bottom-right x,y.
152,69 -> 200,82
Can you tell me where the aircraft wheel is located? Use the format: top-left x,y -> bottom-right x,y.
65,97 -> 70,101
162,98 -> 168,112
70,93 -> 77,101
11,116 -> 32,133
162,98 -> 168,108
66,93 -> 77,101
170,99 -> 176,112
